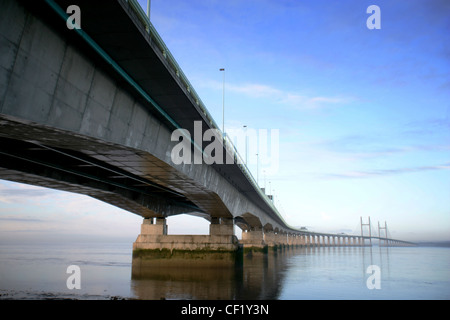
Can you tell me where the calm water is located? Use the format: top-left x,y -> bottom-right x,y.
0,242 -> 449,300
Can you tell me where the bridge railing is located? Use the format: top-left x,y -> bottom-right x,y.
127,0 -> 219,131
126,0 -> 294,229
223,134 -> 293,228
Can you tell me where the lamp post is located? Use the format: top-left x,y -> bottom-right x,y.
220,68 -> 225,137
263,170 -> 266,190
243,125 -> 248,165
256,153 -> 259,185
146,0 -> 151,18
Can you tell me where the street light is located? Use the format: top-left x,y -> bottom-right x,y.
146,0 -> 151,18
256,153 -> 259,185
220,68 -> 225,137
243,125 -> 248,165
263,170 -> 266,189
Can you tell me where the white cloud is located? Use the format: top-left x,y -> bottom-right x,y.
227,83 -> 282,98
0,182 -> 56,204
322,163 -> 450,180
278,92 -> 352,110
0,180 -> 142,241
199,79 -> 354,110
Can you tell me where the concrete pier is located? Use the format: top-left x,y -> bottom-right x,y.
133,218 -> 243,269
241,228 -> 268,255
132,217 -> 415,271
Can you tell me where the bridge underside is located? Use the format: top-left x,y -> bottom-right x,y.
0,114 -> 227,220
0,114 -> 283,237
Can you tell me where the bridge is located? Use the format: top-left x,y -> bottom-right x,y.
0,0 -> 415,267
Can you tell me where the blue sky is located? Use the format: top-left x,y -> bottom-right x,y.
1,0 -> 449,243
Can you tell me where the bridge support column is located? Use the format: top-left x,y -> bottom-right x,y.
264,231 -> 280,251
300,234 -> 306,247
132,218 -> 242,271
287,234 -> 293,247
288,234 -> 294,247
210,217 -> 234,236
140,217 -> 168,235
285,234 -> 290,247
277,232 -> 287,249
294,234 -> 301,247
283,233 -> 289,247
241,227 -> 268,255
306,234 -> 311,247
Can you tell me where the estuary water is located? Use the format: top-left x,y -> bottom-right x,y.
0,242 -> 449,300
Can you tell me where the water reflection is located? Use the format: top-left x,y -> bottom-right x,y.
130,246 -> 391,300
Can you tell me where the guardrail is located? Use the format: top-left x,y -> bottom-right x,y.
126,0 -> 293,229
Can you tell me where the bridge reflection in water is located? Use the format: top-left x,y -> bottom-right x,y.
130,246 -> 389,300
131,249 -> 288,300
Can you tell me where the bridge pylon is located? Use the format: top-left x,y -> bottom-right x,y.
360,216 -> 372,247
378,221 -> 388,247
